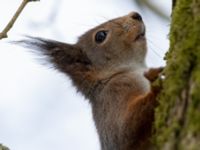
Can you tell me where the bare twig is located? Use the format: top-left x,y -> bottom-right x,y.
0,0 -> 39,40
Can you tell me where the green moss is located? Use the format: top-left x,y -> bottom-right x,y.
0,144 -> 9,150
154,0 -> 200,149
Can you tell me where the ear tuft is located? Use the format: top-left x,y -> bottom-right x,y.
14,36 -> 92,72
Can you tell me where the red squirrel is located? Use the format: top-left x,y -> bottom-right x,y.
18,12 -> 162,150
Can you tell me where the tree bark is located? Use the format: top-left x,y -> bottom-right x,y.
154,0 -> 200,149
0,144 -> 9,150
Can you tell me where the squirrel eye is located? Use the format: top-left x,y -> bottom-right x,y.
95,31 -> 108,43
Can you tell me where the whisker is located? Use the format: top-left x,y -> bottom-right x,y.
97,15 -> 110,22
110,21 -> 123,29
148,46 -> 163,59
147,37 -> 167,53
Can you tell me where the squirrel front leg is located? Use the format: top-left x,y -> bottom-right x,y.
144,67 -> 163,83
123,68 -> 163,149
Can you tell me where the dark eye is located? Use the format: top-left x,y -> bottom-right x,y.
95,31 -> 108,43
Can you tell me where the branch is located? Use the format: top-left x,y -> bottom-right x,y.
0,0 -> 39,40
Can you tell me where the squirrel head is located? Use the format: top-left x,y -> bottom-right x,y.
18,12 -> 147,94
78,12 -> 147,71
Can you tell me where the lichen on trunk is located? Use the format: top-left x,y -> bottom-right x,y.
154,0 -> 200,149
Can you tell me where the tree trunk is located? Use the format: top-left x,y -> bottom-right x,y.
154,0 -> 200,149
0,144 -> 9,150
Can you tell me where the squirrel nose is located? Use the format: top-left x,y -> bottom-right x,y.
130,12 -> 143,21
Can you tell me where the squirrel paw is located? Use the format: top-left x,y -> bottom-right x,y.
144,67 -> 164,83
144,67 -> 164,94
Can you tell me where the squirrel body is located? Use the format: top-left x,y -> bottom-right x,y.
19,12 -> 162,150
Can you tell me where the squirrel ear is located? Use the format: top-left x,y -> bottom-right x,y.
16,37 -> 92,74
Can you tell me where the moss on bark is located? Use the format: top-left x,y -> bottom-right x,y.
0,144 -> 9,150
154,0 -> 200,149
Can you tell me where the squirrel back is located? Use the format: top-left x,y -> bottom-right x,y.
18,12 -> 161,150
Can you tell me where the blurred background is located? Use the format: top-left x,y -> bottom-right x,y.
0,0 -> 171,150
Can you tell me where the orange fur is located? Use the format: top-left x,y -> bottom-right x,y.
19,12 -> 163,150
